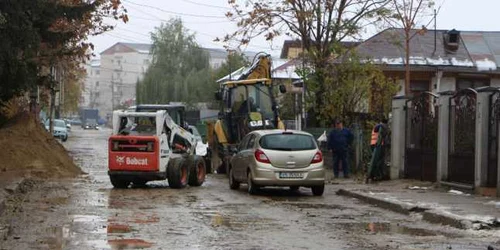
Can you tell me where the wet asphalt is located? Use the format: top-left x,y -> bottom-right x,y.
0,127 -> 498,250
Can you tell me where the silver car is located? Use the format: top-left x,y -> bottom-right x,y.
228,129 -> 325,196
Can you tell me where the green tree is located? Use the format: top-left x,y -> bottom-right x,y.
224,0 -> 389,124
137,18 -> 212,105
212,52 -> 249,81
321,51 -> 399,125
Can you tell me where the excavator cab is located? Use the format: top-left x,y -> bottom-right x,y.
216,80 -> 278,143
209,52 -> 286,174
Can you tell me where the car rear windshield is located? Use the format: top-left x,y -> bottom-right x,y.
259,134 -> 316,151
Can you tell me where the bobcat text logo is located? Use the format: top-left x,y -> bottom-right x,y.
115,156 -> 148,166
126,157 -> 148,166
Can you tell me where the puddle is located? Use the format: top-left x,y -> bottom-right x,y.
339,222 -> 457,237
72,215 -> 106,223
107,224 -> 133,234
108,238 -> 154,249
202,212 -> 278,230
131,213 -> 159,224
281,202 -> 346,210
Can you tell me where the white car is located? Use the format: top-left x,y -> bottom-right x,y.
45,119 -> 69,142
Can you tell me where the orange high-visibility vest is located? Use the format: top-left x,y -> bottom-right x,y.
370,128 -> 379,146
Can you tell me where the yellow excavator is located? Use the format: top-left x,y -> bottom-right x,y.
207,52 -> 286,174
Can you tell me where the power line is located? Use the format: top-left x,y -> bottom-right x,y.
103,33 -> 143,43
122,0 -> 226,19
179,0 -> 231,10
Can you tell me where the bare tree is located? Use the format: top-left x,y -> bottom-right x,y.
223,0 -> 389,124
384,0 -> 435,96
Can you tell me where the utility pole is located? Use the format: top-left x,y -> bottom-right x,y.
49,66 -> 56,134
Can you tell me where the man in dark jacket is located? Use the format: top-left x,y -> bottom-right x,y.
327,119 -> 354,178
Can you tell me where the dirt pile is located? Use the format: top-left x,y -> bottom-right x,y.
0,113 -> 82,179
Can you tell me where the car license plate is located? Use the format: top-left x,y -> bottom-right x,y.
279,172 -> 303,179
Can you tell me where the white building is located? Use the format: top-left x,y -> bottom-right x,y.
98,43 -> 152,120
81,59 -> 101,109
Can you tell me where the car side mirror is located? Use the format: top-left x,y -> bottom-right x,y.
279,84 -> 287,94
214,91 -> 222,101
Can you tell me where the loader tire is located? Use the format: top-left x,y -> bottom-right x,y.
167,158 -> 189,189
187,155 -> 206,187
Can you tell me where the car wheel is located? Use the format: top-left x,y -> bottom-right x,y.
187,155 -> 206,187
62,135 -> 68,142
247,171 -> 259,195
110,176 -> 129,189
311,185 -> 325,196
168,158 -> 189,189
289,186 -> 300,192
229,167 -> 240,190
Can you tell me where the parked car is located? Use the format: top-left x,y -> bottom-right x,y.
82,119 -> 99,130
63,119 -> 72,132
45,119 -> 69,142
228,129 -> 325,196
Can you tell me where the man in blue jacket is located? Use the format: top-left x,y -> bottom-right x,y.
327,119 -> 354,178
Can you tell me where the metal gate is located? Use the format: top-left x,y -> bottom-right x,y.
488,91 -> 500,187
405,92 -> 438,181
448,88 -> 477,185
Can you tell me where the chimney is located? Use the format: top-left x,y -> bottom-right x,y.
444,29 -> 460,51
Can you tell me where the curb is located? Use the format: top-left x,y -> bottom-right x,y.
336,188 -> 475,229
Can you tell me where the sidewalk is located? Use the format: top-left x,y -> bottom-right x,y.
331,178 -> 500,230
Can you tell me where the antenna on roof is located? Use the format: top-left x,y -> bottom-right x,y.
432,9 -> 437,57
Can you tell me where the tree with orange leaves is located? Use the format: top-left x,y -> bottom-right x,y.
0,0 -> 128,105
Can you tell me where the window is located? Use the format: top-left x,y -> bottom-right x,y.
410,80 -> 430,94
95,81 -> 99,87
238,135 -> 251,151
143,59 -> 150,65
246,135 -> 256,149
456,78 -> 489,90
259,133 -> 317,151
96,70 -> 100,75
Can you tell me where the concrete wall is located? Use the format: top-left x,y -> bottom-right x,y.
391,97 -> 407,179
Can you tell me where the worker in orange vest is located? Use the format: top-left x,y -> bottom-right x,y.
370,118 -> 389,151
368,117 -> 389,181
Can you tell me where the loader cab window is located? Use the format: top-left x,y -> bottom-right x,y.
119,117 -> 156,136
132,117 -> 156,135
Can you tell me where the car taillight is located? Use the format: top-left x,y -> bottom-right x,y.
147,142 -> 154,152
254,149 -> 271,164
311,151 -> 323,163
112,141 -> 119,151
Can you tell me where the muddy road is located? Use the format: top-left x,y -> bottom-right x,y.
1,128 -> 498,249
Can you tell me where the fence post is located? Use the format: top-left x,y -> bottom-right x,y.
437,92 -> 452,184
475,89 -> 491,190
390,96 -> 407,179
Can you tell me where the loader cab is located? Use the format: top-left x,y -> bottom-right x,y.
135,104 -> 187,129
217,80 -> 280,143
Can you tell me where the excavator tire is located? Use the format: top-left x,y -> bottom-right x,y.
186,155 -> 206,186
167,158 -> 189,189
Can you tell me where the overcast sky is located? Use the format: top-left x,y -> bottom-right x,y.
88,0 -> 500,58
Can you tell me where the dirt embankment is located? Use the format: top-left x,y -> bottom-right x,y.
0,114 -> 82,179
